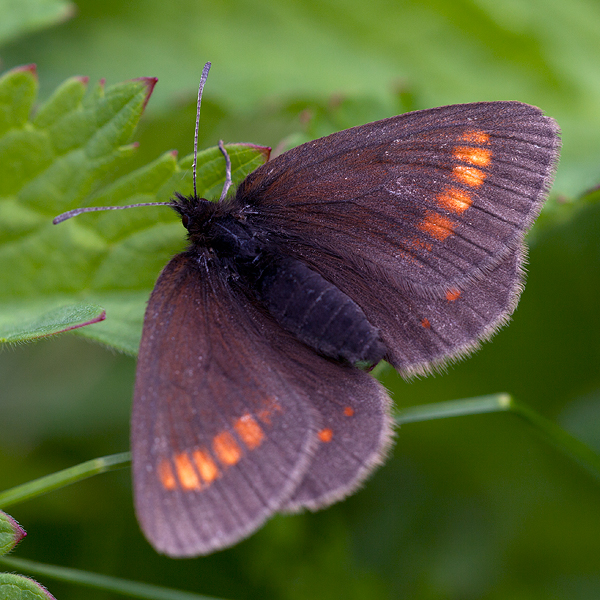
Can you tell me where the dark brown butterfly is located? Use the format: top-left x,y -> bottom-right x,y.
55,63 -> 560,557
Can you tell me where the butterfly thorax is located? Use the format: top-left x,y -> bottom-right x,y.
172,194 -> 385,366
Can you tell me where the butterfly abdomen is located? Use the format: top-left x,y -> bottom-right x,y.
252,255 -> 386,366
201,211 -> 386,366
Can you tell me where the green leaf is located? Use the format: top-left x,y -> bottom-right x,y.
0,303 -> 106,344
0,65 -> 270,353
0,0 -> 74,47
0,511 -> 26,555
0,573 -> 55,600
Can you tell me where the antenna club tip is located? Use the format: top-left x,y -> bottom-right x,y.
53,213 -> 70,225
200,62 -> 211,82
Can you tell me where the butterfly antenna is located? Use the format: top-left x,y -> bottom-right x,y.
53,202 -> 172,224
193,62 -> 211,199
54,63 -> 215,226
218,140 -> 232,201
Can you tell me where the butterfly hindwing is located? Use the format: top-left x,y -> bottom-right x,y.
258,325 -> 394,512
280,363 -> 393,512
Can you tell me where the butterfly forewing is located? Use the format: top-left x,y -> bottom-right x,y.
238,102 -> 559,296
132,253 -> 321,556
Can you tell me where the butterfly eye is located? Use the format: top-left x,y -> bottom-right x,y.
181,214 -> 190,229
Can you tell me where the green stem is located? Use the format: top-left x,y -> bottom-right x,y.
0,556 -> 224,600
394,393 -> 600,481
0,452 -> 131,508
394,392 -> 513,423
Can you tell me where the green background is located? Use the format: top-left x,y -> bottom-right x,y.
1,0 -> 600,599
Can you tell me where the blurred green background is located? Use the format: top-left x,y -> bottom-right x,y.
1,0 -> 600,598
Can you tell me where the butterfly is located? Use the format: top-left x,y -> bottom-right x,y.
55,63 -> 560,557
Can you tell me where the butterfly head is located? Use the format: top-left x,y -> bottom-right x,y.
170,192 -> 218,235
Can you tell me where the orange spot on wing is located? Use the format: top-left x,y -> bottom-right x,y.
460,130 -> 490,144
436,187 -> 472,214
445,288 -> 461,301
256,409 -> 272,425
343,406 -> 355,417
318,428 -> 333,443
213,431 -> 242,466
454,146 -> 491,167
408,237 -> 432,254
158,458 -> 177,491
421,318 -> 431,329
257,397 -> 282,426
174,452 -> 201,490
234,414 -> 264,450
417,210 -> 457,241
453,165 -> 486,187
193,449 -> 220,484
